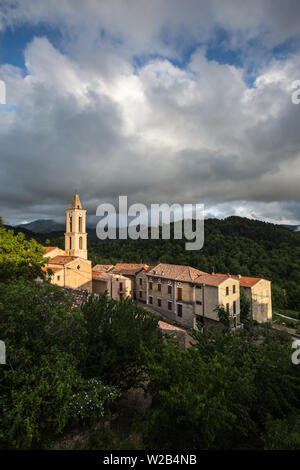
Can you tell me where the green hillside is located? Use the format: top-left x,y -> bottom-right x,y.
6,216 -> 300,311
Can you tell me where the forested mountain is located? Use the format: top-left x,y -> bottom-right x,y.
6,216 -> 300,311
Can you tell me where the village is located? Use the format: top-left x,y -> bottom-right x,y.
43,194 -> 273,335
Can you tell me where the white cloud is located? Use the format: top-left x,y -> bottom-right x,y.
1,2 -> 300,223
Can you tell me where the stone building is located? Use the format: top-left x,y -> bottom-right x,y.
145,264 -> 241,329
110,263 -> 149,299
213,273 -> 272,323
43,193 -> 92,292
92,269 -> 132,300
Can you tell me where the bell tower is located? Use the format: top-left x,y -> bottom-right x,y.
65,193 -> 88,259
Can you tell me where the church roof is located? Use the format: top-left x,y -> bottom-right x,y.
70,193 -> 82,209
43,246 -> 58,254
48,255 -> 77,265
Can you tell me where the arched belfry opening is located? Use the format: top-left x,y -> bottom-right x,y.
64,193 -> 88,259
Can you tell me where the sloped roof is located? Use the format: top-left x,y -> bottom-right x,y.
92,271 -> 112,281
48,255 -> 77,265
112,263 -> 149,275
42,265 -> 63,273
147,263 -> 207,283
70,193 -> 82,210
232,275 -> 262,287
158,320 -> 185,332
43,246 -> 58,254
214,273 -> 263,287
92,264 -> 114,272
194,273 -> 231,287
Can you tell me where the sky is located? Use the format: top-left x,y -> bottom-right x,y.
1,0 -> 300,226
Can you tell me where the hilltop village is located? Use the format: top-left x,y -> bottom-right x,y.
43,194 -> 272,330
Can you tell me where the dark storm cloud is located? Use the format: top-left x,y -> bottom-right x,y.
0,2 -> 300,224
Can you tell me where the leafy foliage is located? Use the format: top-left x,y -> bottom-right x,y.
215,305 -> 230,328
81,294 -> 162,390
144,325 -> 300,450
68,378 -> 120,426
0,280 -> 86,448
0,225 -> 46,283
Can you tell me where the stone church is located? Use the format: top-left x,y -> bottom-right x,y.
42,193 -> 92,292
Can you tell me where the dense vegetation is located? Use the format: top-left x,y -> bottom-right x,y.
1,222 -> 300,449
18,216 -> 300,312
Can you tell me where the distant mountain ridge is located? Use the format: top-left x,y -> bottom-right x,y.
17,219 -> 65,233
16,217 -> 300,234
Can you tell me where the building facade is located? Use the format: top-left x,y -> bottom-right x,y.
214,273 -> 272,323
43,193 -> 92,292
145,264 -> 241,330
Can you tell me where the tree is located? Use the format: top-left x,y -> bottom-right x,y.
81,294 -> 162,391
144,325 -> 300,450
240,288 -> 251,324
0,225 -> 46,283
0,279 -> 87,448
214,305 -> 230,328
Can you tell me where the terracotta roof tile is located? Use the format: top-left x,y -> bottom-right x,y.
92,271 -> 112,281
214,273 -> 263,287
42,265 -> 63,273
194,273 -> 230,287
112,263 -> 149,275
147,263 -> 207,283
43,246 -> 58,254
48,255 -> 76,265
92,264 -> 114,272
232,275 -> 262,287
158,320 -> 185,332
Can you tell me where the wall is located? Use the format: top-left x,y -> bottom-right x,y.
218,278 -> 241,325
250,280 -> 272,322
49,258 -> 92,292
136,270 -> 148,302
145,276 -> 197,329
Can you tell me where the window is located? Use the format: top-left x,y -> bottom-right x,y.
149,296 -> 153,305
69,216 -> 72,232
158,298 -> 161,307
79,236 -> 83,249
79,216 -> 82,232
233,301 -> 236,314
119,282 -> 123,291
177,304 -> 183,317
168,285 -> 172,295
57,276 -> 60,281
69,237 -> 72,249
139,291 -> 142,298
226,286 -> 229,296
168,301 -> 172,311
233,285 -> 236,294
77,265 -> 80,270
177,287 -> 182,301
158,283 -> 161,292
139,278 -> 142,286
226,303 -> 229,313
149,282 -> 153,290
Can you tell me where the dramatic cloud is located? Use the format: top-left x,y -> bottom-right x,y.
0,1 -> 300,224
